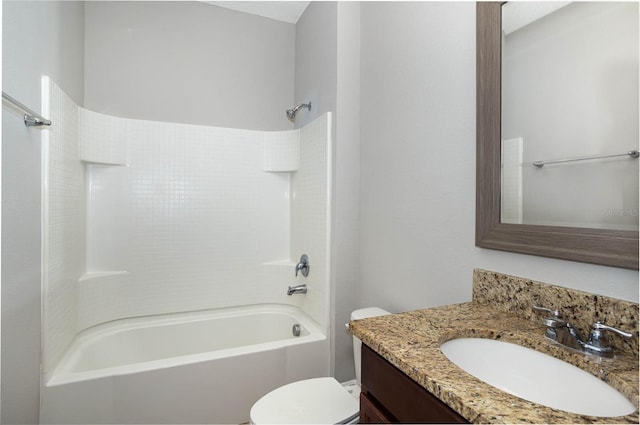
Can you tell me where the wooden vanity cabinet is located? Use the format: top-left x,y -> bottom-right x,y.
360,344 -> 469,424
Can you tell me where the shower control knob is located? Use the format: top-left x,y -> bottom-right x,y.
295,254 -> 310,277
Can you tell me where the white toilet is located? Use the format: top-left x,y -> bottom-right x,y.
249,307 -> 391,424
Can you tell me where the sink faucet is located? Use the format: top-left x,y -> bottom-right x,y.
533,305 -> 635,358
287,284 -> 307,296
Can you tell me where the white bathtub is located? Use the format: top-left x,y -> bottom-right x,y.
41,304 -> 329,424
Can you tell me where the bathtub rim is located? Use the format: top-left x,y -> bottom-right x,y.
45,303 -> 325,387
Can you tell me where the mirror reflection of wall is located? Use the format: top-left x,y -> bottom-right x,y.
501,2 -> 639,231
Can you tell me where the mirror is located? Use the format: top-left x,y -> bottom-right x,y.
501,2 -> 639,231
476,2 -> 639,269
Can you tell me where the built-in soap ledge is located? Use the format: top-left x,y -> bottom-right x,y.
260,261 -> 301,278
81,159 -> 129,166
78,271 -> 130,283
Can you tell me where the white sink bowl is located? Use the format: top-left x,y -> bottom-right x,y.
440,338 -> 636,418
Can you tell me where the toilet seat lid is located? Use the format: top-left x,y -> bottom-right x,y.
250,377 -> 359,424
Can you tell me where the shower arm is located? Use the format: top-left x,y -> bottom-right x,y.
292,103 -> 311,113
286,102 -> 312,121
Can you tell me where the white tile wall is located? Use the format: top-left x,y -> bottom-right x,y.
42,78 -> 331,360
78,108 -> 129,165
291,113 -> 332,329
41,77 -> 86,373
80,113 -> 332,331
263,130 -> 300,172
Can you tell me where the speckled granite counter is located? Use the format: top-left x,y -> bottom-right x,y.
349,270 -> 639,424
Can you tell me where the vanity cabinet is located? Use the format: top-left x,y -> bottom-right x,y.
360,344 -> 468,424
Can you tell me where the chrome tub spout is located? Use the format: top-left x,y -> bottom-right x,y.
287,284 -> 307,296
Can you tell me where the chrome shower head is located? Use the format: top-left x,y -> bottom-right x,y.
286,102 -> 311,122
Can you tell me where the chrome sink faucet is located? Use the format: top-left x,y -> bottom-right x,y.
533,305 -> 635,358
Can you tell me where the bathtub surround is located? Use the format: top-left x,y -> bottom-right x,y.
41,77 -> 87,379
82,112 -> 329,330
40,77 -> 332,423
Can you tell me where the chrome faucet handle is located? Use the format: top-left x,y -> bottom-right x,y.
588,322 -> 634,345
584,322 -> 635,358
532,305 -> 567,327
295,254 -> 310,277
532,305 -> 563,319
532,305 -> 570,343
591,322 -> 634,339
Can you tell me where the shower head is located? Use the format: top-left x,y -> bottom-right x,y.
286,102 -> 311,122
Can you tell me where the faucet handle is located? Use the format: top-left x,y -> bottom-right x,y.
584,322 -> 636,357
295,254 -> 310,277
532,305 -> 567,328
532,305 -> 563,318
590,322 -> 634,340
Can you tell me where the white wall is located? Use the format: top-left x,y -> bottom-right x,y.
83,121 -> 290,329
294,1 -> 337,129
334,2 -> 361,382
358,1 -> 638,332
84,1 -> 295,131
360,2 -> 477,315
2,1 -> 85,423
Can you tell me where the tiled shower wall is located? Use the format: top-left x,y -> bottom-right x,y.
291,114 -> 332,326
42,78 -> 331,373
42,77 -> 86,373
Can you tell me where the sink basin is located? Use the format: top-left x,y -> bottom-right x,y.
440,338 -> 636,417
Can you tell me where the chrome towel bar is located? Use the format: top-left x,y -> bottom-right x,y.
2,91 -> 51,127
533,149 -> 639,168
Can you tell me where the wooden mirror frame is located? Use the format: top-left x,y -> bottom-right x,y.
476,2 -> 639,270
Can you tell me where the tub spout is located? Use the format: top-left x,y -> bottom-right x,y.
287,284 -> 307,296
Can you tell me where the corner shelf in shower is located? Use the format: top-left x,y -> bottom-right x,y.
81,159 -> 129,166
78,271 -> 130,283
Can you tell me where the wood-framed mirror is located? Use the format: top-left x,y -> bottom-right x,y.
476,2 -> 639,270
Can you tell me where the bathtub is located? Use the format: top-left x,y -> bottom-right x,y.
40,304 -> 329,424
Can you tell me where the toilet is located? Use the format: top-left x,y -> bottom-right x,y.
249,307 -> 391,424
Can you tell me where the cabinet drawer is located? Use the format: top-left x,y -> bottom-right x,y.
360,392 -> 393,424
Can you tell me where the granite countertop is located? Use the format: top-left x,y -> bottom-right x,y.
349,302 -> 639,424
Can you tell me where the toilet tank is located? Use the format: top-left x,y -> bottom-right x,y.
350,307 -> 391,386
